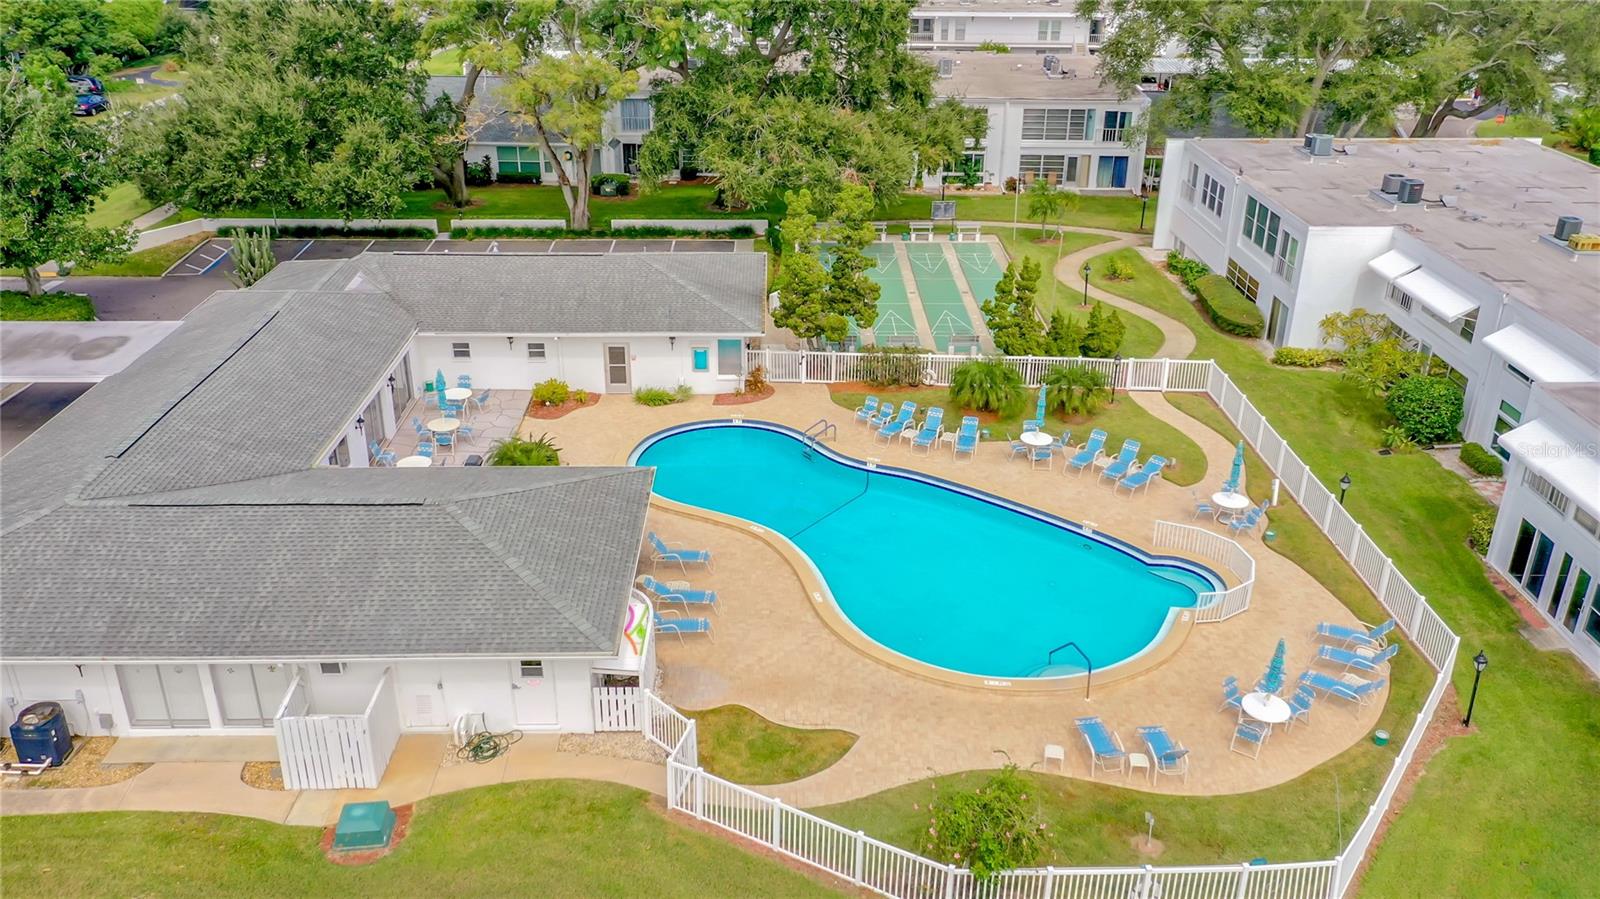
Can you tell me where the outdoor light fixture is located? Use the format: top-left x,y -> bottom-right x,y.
355,416 -> 365,433
1139,193 -> 1150,231
1463,650 -> 1488,726
1081,262 -> 1092,306
669,336 -> 676,349
506,336 -> 515,350
1338,473 -> 1352,505
387,374 -> 396,396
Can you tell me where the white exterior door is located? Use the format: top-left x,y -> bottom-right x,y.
603,344 -> 631,393
118,664 -> 209,728
211,664 -> 291,727
509,660 -> 559,727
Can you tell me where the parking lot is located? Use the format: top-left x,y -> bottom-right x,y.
166,236 -> 741,279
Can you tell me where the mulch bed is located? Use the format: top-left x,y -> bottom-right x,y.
712,385 -> 774,405
240,760 -> 286,791
321,803 -> 414,866
0,736 -> 149,790
525,392 -> 600,419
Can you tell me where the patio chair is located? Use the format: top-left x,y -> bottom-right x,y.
1097,439 -> 1142,484
647,532 -> 714,573
1299,671 -> 1386,707
1006,432 -> 1030,462
1316,643 -> 1398,674
415,442 -> 435,458
868,401 -> 897,430
1221,474 -> 1239,494
953,416 -> 979,461
1115,455 -> 1167,495
1190,490 -> 1217,520
435,432 -> 456,456
1029,444 -> 1054,470
637,575 -> 719,615
457,374 -> 472,387
1226,505 -> 1266,538
439,401 -> 464,418
1072,716 -> 1127,778
1218,676 -> 1244,717
1022,420 -> 1040,433
653,610 -> 714,643
412,416 -> 429,436
369,441 -> 396,467
876,402 -> 916,444
453,423 -> 476,444
854,396 -> 879,424
1066,429 -> 1108,475
1136,725 -> 1190,784
1286,685 -> 1315,730
910,408 -> 944,452
1230,721 -> 1270,759
469,389 -> 492,415
1315,618 -> 1396,650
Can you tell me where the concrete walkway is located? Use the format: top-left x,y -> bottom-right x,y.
103,735 -> 276,764
131,204 -> 178,230
1049,228 -> 1198,359
0,734 -> 663,826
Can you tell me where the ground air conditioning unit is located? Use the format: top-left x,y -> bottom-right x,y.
1397,178 -> 1424,204
1307,134 -> 1333,157
1380,173 -> 1405,195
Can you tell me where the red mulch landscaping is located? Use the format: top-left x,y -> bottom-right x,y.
320,803 -> 414,866
525,392 -> 600,419
713,385 -> 775,405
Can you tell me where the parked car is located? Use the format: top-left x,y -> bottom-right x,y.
67,74 -> 105,95
73,94 -> 110,116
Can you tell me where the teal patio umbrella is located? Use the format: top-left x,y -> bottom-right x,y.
1227,440 -> 1245,492
1035,384 -> 1048,424
1260,638 -> 1287,695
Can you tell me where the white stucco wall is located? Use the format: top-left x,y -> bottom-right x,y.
2,663 -> 121,736
413,333 -> 748,395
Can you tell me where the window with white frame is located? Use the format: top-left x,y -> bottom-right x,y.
1038,20 -> 1062,41
909,17 -> 934,39
620,98 -> 652,131
1225,258 -> 1260,302
1458,309 -> 1478,343
1242,196 -> 1282,256
1491,399 -> 1521,459
1524,469 -> 1571,515
1182,162 -> 1198,201
1201,173 -> 1225,216
1018,154 -> 1067,179
518,660 -> 544,678
938,18 -> 966,40
319,662 -> 346,675
451,341 -> 471,359
495,145 -> 541,175
717,339 -> 742,376
527,342 -> 546,360
1507,363 -> 1532,385
1021,109 -> 1068,140
1101,110 -> 1130,142
1274,233 -> 1300,281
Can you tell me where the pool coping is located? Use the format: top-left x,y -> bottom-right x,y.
633,419 -> 1217,694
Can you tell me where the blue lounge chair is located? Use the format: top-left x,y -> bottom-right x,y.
647,532 -> 714,573
1136,726 -> 1190,784
953,416 -> 979,461
876,402 -> 916,443
1218,676 -> 1244,716
654,610 -> 714,643
1115,455 -> 1167,495
1317,643 -> 1398,674
412,416 -> 428,436
1098,439 -> 1142,484
868,401 -> 897,429
369,440 -> 396,467
1072,716 -> 1126,778
1230,721 -> 1269,759
1300,671 -> 1386,707
1286,685 -> 1315,730
910,408 -> 944,452
1066,429 -> 1107,475
415,442 -> 435,458
854,396 -> 879,424
434,432 -> 455,457
637,575 -> 720,615
1022,420 -> 1040,433
1315,618 -> 1396,650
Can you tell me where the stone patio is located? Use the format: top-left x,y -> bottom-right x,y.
382,389 -> 531,465
521,384 -> 1390,805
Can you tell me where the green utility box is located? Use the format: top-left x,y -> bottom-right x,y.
332,801 -> 396,851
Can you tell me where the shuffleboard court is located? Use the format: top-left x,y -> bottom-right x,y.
904,242 -> 977,353
954,243 -> 1005,307
821,244 -> 918,347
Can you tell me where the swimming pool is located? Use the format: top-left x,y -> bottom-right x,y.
631,422 -> 1221,682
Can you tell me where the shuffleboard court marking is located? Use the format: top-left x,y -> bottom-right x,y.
904,242 -> 975,352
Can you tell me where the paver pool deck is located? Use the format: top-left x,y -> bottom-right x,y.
523,385 -> 1388,806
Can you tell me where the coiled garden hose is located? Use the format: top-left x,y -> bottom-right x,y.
456,729 -> 524,763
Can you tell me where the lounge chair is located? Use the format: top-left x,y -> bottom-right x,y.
1066,429 -> 1107,475
435,432 -> 455,456
653,610 -> 714,643
876,402 -> 917,443
854,396 -> 879,424
1022,420 -> 1040,433
1190,490 -> 1217,520
868,401 -> 897,429
637,575 -> 720,615
1315,618 -> 1396,650
369,440 -> 396,467
1300,671 -> 1386,707
1316,643 -> 1398,674
1218,676 -> 1244,716
1097,439 -> 1142,484
1230,721 -> 1269,759
647,532 -> 714,573
415,442 -> 434,458
1115,455 -> 1167,495
953,416 -> 979,461
1136,725 -> 1190,784
1286,685 -> 1315,730
1073,716 -> 1126,778
910,408 -> 944,452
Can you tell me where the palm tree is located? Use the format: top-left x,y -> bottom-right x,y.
487,434 -> 561,466
1026,180 -> 1067,238
949,359 -> 1026,414
1041,364 -> 1111,418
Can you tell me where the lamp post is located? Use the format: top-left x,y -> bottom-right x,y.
1012,171 -> 1022,238
1111,353 -> 1122,404
1080,262 -> 1091,307
1338,473 -> 1352,505
1462,651 -> 1488,727
1139,193 -> 1149,231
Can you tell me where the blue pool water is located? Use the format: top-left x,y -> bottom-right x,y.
632,423 -> 1218,680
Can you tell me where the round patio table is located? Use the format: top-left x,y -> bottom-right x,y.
1020,430 -> 1053,448
1212,491 -> 1251,512
444,387 -> 473,403
1241,691 -> 1291,725
395,455 -> 432,468
427,417 -> 461,434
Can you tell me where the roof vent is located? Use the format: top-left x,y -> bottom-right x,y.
1380,173 -> 1405,195
1554,215 -> 1583,241
937,58 -> 955,78
1307,133 -> 1333,157
1397,178 -> 1424,204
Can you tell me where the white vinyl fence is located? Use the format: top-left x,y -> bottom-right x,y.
1153,521 -> 1256,622
592,687 -> 643,731
273,667 -> 401,790
637,355 -> 1461,898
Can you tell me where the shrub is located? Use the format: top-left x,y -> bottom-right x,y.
674,384 -> 694,402
1272,347 -> 1341,368
572,389 -> 590,404
949,358 -> 1025,414
1381,425 -> 1416,452
464,155 -> 494,187
1041,364 -> 1110,417
495,169 -> 540,185
859,345 -> 928,387
1164,251 -> 1210,289
531,378 -> 571,406
590,172 -> 632,195
976,40 -> 1010,53
1467,510 -> 1495,555
634,386 -> 680,406
1192,274 -> 1265,337
215,224 -> 434,239
1386,376 -> 1464,444
488,434 -> 561,466
1102,257 -> 1134,281
0,290 -> 94,321
744,364 -> 769,394
227,230 -> 277,288
1460,442 -> 1504,477
919,765 -> 1045,880
450,225 -> 756,240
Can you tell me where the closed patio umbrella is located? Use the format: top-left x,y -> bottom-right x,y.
1035,384 -> 1047,424
1227,440 -> 1245,492
1260,638 -> 1287,695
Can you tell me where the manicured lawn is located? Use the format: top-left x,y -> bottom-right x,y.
0,781 -> 839,897
996,230 -> 1161,356
73,233 -> 212,278
685,705 -> 857,785
828,386 -> 1207,487
1075,248 -> 1600,895
424,47 -> 467,75
1,290 -> 95,321
876,192 -> 1151,233
85,182 -> 159,230
1475,115 -> 1595,164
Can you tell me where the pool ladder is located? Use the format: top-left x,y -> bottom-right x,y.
802,418 -> 837,447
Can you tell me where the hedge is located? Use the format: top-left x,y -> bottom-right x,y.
1,290 -> 95,321
1459,442 -> 1504,477
495,171 -> 541,185
1193,274 -> 1265,337
450,225 -> 756,240
217,224 -> 435,239
1386,376 -> 1464,444
1272,347 -> 1341,368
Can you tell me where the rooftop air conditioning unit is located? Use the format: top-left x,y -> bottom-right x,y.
1380,173 -> 1405,195
1397,178 -> 1424,204
1307,133 -> 1333,157
1042,54 -> 1061,76
1555,215 -> 1583,241
937,58 -> 956,79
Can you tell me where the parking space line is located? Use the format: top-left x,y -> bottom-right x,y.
289,240 -> 313,261
489,240 -> 500,254
608,240 -> 617,253
196,247 -> 230,274
670,240 -> 678,252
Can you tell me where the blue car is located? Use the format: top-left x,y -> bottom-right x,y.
67,74 -> 105,95
73,94 -> 110,116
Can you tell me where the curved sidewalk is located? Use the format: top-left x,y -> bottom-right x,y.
1048,228 -> 1197,359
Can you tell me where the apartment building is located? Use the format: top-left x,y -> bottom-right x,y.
908,0 -> 1102,55
923,52 -> 1148,192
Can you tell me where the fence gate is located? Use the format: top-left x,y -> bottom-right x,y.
591,686 -> 642,731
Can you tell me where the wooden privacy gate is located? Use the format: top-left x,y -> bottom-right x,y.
273,667 -> 402,790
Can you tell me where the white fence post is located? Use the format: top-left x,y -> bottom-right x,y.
1377,558 -> 1394,599
694,766 -> 705,818
1234,861 -> 1251,899
771,796 -> 783,849
853,831 -> 866,885
943,863 -> 957,899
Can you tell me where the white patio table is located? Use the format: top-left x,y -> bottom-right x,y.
395,455 -> 432,468
1241,691 -> 1291,727
426,417 -> 460,434
1020,430 -> 1053,448
443,387 -> 472,403
1212,491 -> 1252,513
